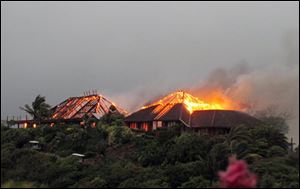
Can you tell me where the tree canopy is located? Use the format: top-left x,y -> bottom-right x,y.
1,112 -> 299,188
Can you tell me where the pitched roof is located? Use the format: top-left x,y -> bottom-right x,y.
51,94 -> 126,120
190,110 -> 261,128
124,105 -> 158,122
125,90 -> 223,123
124,91 -> 260,128
159,103 -> 190,124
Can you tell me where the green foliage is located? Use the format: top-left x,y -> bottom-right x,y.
261,116 -> 290,134
268,146 -> 287,157
82,177 -> 107,188
1,180 -> 37,188
166,133 -> 209,164
99,110 -> 125,126
156,125 -> 181,144
250,125 -> 288,149
180,176 -> 210,188
252,157 -> 299,188
136,140 -> 165,166
254,106 -> 292,134
1,128 -> 32,148
102,124 -> 133,146
164,162 -> 210,188
1,111 -> 298,188
289,145 -> 299,169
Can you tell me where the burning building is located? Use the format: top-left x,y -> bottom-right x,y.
124,91 -> 260,134
17,93 -> 127,128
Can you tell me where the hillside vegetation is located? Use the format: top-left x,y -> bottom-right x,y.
1,113 -> 299,188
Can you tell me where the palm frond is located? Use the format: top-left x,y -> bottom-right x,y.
20,95 -> 51,120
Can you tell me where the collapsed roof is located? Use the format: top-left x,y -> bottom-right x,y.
51,94 -> 127,120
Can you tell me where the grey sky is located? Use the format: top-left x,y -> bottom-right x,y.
1,2 -> 299,141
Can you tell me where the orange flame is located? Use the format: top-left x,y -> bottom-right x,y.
142,90 -> 235,114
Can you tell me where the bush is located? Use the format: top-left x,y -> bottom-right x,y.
1,114 -> 298,188
268,146 -> 287,157
103,125 -> 133,146
180,176 -> 210,188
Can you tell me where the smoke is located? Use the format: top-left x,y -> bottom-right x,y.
114,29 -> 299,143
283,29 -> 299,68
189,29 -> 299,143
229,65 -> 298,143
107,86 -> 169,113
188,62 -> 254,111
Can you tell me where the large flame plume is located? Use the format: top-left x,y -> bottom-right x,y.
141,90 -> 236,114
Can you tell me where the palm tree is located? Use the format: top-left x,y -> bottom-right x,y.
224,125 -> 252,154
20,95 -> 51,120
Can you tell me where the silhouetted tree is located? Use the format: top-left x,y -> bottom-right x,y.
20,95 -> 51,120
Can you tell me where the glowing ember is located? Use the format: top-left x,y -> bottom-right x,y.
142,90 -> 231,114
51,94 -> 127,119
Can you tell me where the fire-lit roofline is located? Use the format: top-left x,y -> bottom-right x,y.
67,94 -> 103,99
51,93 -> 128,120
137,90 -> 231,120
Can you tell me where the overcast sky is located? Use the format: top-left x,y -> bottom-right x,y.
1,1 -> 299,141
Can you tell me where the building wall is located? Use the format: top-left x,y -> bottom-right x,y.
129,122 -> 152,132
127,120 -> 184,132
127,120 -> 231,136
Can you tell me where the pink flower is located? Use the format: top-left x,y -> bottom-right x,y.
218,155 -> 257,188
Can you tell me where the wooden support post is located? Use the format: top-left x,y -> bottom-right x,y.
290,138 -> 296,152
